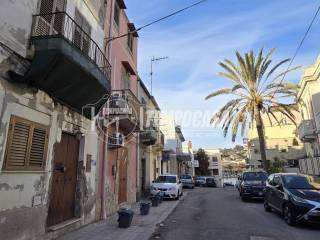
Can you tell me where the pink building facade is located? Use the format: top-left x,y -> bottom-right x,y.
96,0 -> 139,218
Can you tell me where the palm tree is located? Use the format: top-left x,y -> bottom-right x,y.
205,48 -> 299,171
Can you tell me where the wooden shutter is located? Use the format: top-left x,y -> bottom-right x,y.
4,116 -> 49,170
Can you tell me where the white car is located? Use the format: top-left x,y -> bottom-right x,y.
150,174 -> 183,200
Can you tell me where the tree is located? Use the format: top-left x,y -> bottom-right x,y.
269,157 -> 285,173
205,48 -> 299,171
195,148 -> 210,175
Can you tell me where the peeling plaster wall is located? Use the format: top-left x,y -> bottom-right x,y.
0,77 -> 99,239
0,0 -> 38,57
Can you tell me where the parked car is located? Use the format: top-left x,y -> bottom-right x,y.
239,171 -> 268,201
264,173 -> 320,225
180,174 -> 195,189
195,176 -> 206,186
206,177 -> 217,187
150,174 -> 183,200
224,182 -> 234,187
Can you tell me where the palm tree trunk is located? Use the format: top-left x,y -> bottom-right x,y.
254,106 -> 268,171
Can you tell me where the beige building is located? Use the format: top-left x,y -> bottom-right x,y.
297,55 -> 320,176
137,79 -> 163,197
247,108 -> 305,172
204,149 -> 223,187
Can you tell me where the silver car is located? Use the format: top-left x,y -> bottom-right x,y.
180,174 -> 195,189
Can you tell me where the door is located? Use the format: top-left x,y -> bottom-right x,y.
118,148 -> 128,204
141,158 -> 146,195
47,133 -> 79,226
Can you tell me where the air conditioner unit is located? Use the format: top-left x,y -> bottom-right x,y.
108,132 -> 124,148
110,94 -> 127,109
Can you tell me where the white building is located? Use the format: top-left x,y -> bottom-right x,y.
159,114 -> 186,175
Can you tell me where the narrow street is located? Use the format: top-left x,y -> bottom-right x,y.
150,187 -> 320,240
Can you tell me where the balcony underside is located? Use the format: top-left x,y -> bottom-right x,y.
22,37 -> 111,118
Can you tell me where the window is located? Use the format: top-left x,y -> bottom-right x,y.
38,0 -> 65,34
74,9 -> 91,55
113,1 -> 120,26
121,68 -> 131,89
127,30 -> 134,53
3,116 -> 49,170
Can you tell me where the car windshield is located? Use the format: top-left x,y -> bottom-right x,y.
155,176 -> 176,183
282,175 -> 320,190
243,172 -> 267,181
180,175 -> 192,179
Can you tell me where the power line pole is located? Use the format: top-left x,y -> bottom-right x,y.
150,56 -> 168,95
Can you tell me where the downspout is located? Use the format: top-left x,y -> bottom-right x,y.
136,80 -> 141,200
101,0 -> 115,220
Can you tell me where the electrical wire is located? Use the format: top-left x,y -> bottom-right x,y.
269,5 -> 320,101
106,0 -> 208,42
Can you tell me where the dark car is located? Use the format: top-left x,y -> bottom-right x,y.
239,171 -> 268,201
206,177 -> 217,187
264,173 -> 320,225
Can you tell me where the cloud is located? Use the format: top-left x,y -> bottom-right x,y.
125,0 -> 320,149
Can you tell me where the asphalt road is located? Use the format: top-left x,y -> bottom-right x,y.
150,187 -> 320,240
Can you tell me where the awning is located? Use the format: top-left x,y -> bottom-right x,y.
177,153 -> 191,162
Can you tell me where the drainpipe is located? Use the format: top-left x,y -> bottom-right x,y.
136,80 -> 141,200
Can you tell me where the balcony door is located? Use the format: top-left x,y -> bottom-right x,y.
73,9 -> 91,55
37,0 -> 65,35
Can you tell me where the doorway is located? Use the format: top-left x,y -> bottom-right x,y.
118,148 -> 128,204
47,133 -> 79,226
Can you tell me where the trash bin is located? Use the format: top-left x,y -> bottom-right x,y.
118,208 -> 134,228
151,196 -> 159,206
140,202 -> 151,215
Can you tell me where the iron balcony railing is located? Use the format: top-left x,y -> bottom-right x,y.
107,89 -> 141,125
31,11 -> 111,81
298,119 -> 316,142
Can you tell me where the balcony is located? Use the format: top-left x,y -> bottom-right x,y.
22,12 -> 111,118
298,120 -> 316,142
153,131 -> 165,150
139,128 -> 157,146
104,89 -> 140,134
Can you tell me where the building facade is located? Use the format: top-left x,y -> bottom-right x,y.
137,79 -> 163,198
204,149 -> 223,187
0,0 -> 111,239
160,114 -> 185,175
297,55 -> 320,176
98,0 -> 139,216
247,108 -> 304,172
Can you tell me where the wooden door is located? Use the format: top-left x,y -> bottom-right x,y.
118,149 -> 128,204
47,133 -> 79,226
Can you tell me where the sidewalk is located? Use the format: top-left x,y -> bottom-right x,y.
58,193 -> 187,240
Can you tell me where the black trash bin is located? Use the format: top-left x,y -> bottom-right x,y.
118,208 -> 134,228
151,196 -> 159,206
140,202 -> 151,215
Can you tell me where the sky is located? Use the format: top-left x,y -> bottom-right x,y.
125,0 -> 320,149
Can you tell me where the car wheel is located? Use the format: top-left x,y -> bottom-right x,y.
264,200 -> 271,212
175,191 -> 180,200
283,204 -> 296,226
240,192 -> 247,201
